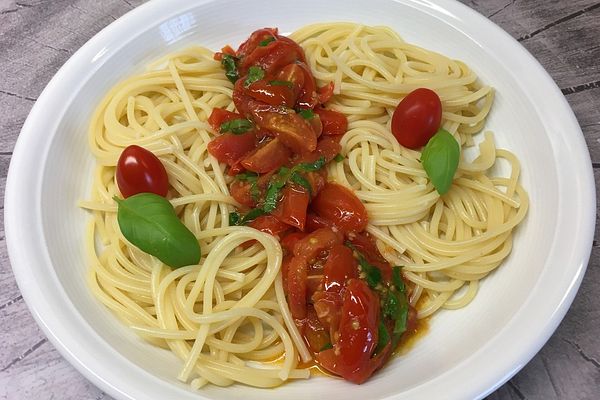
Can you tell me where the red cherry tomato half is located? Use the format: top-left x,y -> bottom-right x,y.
116,145 -> 169,198
312,183 -> 368,233
391,88 -> 442,149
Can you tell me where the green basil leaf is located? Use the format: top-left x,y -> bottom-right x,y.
221,54 -> 239,84
374,321 -> 390,356
114,194 -> 200,269
239,208 -> 267,224
269,80 -> 293,87
393,297 -> 409,335
345,241 -> 382,289
294,156 -> 326,173
229,212 -> 240,226
244,66 -> 265,87
421,129 -> 460,195
235,171 -> 259,182
298,109 -> 315,119
319,342 -> 333,352
333,153 -> 344,163
392,266 -> 405,293
263,167 -> 290,212
220,118 -> 253,134
382,290 -> 400,319
259,37 -> 275,46
290,172 -> 313,195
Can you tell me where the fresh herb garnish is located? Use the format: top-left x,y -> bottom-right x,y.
235,171 -> 259,181
319,342 -> 333,352
289,172 -> 313,195
244,66 -> 265,87
114,194 -> 200,268
259,37 -> 275,46
345,242 -> 382,289
229,212 -> 240,226
221,54 -> 239,84
333,153 -> 344,163
392,266 -> 405,293
298,109 -> 315,119
269,80 -> 293,87
374,321 -> 390,355
421,129 -> 460,195
220,118 -> 253,134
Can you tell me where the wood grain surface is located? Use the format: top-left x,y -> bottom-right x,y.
1,1 -> 599,399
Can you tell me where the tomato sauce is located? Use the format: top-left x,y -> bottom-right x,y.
209,28 -> 417,384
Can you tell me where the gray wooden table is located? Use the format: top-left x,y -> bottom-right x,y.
1,1 -> 598,399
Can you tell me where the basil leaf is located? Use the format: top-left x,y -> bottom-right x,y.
290,172 -> 313,195
259,37 -> 275,46
374,321 -> 390,355
294,156 -> 326,172
269,80 -> 293,87
235,171 -> 259,182
220,118 -> 253,134
392,266 -> 405,293
114,194 -> 200,268
382,290 -> 400,319
393,299 -> 409,335
421,129 -> 460,195
263,167 -> 290,212
333,153 -> 344,163
298,109 -> 315,119
319,342 -> 333,352
221,54 -> 239,84
239,208 -> 266,224
229,212 -> 240,226
345,241 -> 382,289
244,66 -> 264,87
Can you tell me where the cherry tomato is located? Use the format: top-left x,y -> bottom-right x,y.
246,79 -> 296,107
287,255 -> 308,319
249,106 -> 317,154
207,108 -> 244,132
292,227 -> 343,261
248,215 -> 289,238
312,183 -> 368,233
391,88 -> 442,149
272,186 -> 310,230
207,132 -> 256,167
316,278 -> 380,384
314,108 -> 347,136
349,232 -> 392,282
241,138 -> 291,173
229,180 -> 257,208
323,245 -> 359,292
116,145 -> 169,198
317,82 -> 335,104
301,307 -> 331,353
281,231 -> 307,254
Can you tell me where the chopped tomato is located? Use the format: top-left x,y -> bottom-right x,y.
314,108 -> 348,136
305,212 -> 333,232
312,290 -> 343,336
236,28 -> 278,59
281,231 -> 306,254
276,64 -> 305,97
207,108 -> 244,132
292,227 -> 343,260
248,215 -> 289,237
229,180 -> 257,208
316,279 -> 380,384
305,170 -> 327,198
317,82 -> 335,104
301,307 -> 331,353
246,79 -> 296,107
272,185 -> 310,230
241,138 -> 291,173
253,37 -> 306,75
207,131 -> 256,167
323,245 -> 359,292
249,107 -> 317,154
287,255 -> 308,319
312,183 -> 368,233
295,136 -> 341,165
295,62 -> 318,109
349,232 -> 392,281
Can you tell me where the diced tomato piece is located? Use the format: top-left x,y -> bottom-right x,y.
236,28 -> 278,59
323,245 -> 359,292
207,131 -> 256,166
305,170 -> 326,198
207,108 -> 244,132
314,108 -> 348,136
241,138 -> 291,173
312,183 -> 368,233
272,186 -> 310,230
317,82 -> 335,104
312,290 -> 343,335
349,232 -> 392,282
248,215 -> 290,238
292,227 -> 343,260
295,62 -> 318,109
301,307 -> 331,353
316,279 -> 380,384
229,180 -> 257,208
305,212 -> 333,232
246,79 -> 296,107
281,231 -> 306,254
287,255 -> 308,319
276,64 -> 305,98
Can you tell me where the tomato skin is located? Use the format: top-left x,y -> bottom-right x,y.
248,215 -> 289,238
116,145 -> 169,198
323,245 -> 359,292
272,186 -> 310,230
391,88 -> 442,149
314,108 -> 348,136
241,138 -> 291,173
287,255 -> 308,319
229,180 -> 257,208
316,278 -> 380,384
249,107 -> 318,154
246,80 -> 296,107
281,231 -> 307,253
312,183 -> 368,233
317,82 -> 335,104
292,227 -> 343,260
207,132 -> 256,167
207,108 -> 243,132
349,232 -> 392,282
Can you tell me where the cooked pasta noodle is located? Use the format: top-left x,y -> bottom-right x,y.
81,22 -> 527,388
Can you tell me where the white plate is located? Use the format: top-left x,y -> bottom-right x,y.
4,0 -> 595,399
